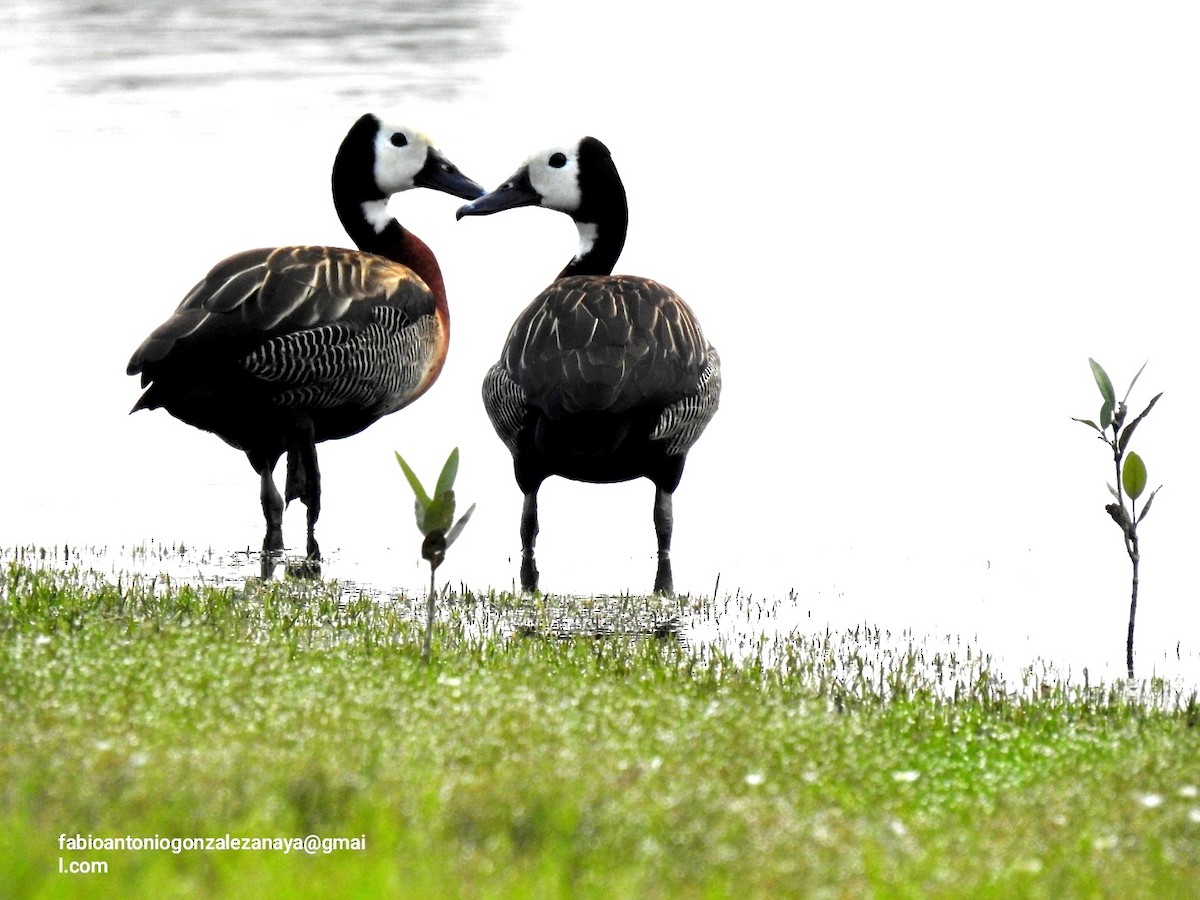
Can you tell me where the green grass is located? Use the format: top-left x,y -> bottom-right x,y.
2,559 -> 1198,898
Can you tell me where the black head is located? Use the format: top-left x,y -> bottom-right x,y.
333,114 -> 484,206
456,136 -> 625,224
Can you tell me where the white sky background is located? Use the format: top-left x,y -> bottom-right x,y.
1,1 -> 1198,680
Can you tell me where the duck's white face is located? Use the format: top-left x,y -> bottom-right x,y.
372,121 -> 436,195
526,143 -> 583,214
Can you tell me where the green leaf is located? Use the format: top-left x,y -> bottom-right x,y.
1099,399 -> 1113,431
1122,451 -> 1148,501
1118,392 -> 1162,454
1137,487 -> 1160,523
435,448 -> 460,498
1089,359 -> 1116,408
395,452 -> 432,509
413,496 -> 451,535
1072,417 -> 1103,434
423,489 -> 456,536
1123,359 -> 1149,404
445,503 -> 476,549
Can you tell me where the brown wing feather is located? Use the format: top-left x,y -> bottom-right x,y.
503,274 -> 710,418
128,245 -> 442,420
129,246 -> 429,371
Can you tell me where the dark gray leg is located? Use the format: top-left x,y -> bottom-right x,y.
520,489 -> 539,592
283,423 -> 321,561
260,465 -> 285,554
300,442 -> 321,561
653,486 -> 674,594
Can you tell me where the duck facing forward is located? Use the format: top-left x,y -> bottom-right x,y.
128,114 -> 484,563
457,137 -> 721,594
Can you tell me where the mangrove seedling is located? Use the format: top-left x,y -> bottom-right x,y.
1073,359 -> 1162,680
395,447 -> 475,661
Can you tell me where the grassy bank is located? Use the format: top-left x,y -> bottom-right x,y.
2,559 -> 1198,898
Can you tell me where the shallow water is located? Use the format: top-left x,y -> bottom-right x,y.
4,2 -> 1200,691
6,542 -> 1197,699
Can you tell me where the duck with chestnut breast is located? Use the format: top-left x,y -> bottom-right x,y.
457,137 -> 721,594
128,114 -> 484,564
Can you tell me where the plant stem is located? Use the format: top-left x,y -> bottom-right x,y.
1127,533 -> 1139,681
1110,427 -> 1139,681
423,564 -> 436,663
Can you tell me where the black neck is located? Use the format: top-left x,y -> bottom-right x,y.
337,199 -> 407,258
560,138 -> 629,279
330,114 -> 408,259
331,155 -> 445,308
559,219 -> 625,279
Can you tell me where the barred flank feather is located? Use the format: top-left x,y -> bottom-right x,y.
650,347 -> 722,455
482,362 -> 529,454
243,306 -> 436,413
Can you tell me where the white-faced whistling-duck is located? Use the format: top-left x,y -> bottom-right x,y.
128,114 -> 484,566
457,136 -> 720,594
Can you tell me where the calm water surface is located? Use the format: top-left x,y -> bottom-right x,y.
7,0 -> 506,114
4,1 -> 1200,690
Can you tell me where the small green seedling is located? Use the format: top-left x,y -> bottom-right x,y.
395,448 -> 475,662
1073,359 -> 1162,680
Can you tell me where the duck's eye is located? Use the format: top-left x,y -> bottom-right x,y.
391,133 -> 408,148
549,152 -> 567,168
